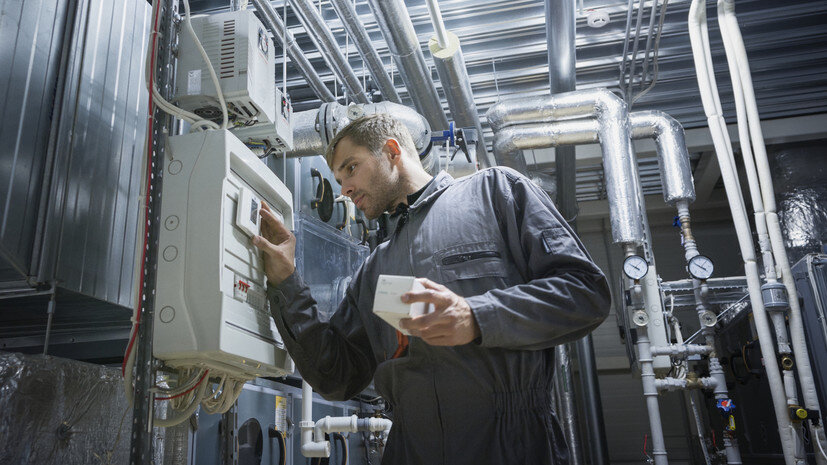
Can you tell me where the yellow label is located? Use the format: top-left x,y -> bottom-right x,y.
275,395 -> 288,431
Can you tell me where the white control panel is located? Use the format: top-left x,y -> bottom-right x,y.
154,129 -> 294,378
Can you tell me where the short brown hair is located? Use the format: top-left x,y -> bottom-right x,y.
324,113 -> 418,169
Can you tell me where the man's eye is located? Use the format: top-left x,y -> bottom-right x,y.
349,164 -> 357,173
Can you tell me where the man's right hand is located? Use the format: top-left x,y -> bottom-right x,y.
252,201 -> 296,286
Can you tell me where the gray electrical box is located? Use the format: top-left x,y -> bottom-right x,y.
792,253 -> 827,412
173,9 -> 293,150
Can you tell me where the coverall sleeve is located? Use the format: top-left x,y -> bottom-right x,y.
464,171 -> 612,350
267,267 -> 376,401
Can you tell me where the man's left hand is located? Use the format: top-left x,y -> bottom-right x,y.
399,278 -> 481,346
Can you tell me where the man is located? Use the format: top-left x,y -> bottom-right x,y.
253,114 -> 611,464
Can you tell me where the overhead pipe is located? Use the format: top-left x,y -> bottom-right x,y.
487,88 -> 644,245
424,0 -> 492,167
251,0 -> 335,103
328,0 -> 401,103
287,0 -> 368,104
365,0 -> 449,131
688,0 -> 797,462
286,101 -> 434,172
717,1 -> 827,460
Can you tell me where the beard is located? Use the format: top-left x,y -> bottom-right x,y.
359,161 -> 405,219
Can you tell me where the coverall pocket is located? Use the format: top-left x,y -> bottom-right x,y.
435,241 -> 507,283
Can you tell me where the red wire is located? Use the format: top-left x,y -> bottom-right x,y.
712,429 -> 717,449
123,0 -> 161,377
643,433 -> 648,456
155,370 -> 210,401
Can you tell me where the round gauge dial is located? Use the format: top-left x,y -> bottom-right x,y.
688,255 -> 714,280
623,255 -> 648,280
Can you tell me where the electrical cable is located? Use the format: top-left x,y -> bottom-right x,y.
152,367 -> 208,395
181,0 -> 228,129
155,375 -> 211,428
155,370 -> 210,401
633,0 -> 670,104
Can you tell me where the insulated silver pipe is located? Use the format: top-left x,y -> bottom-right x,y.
366,0 -> 449,130
429,31 -> 492,168
329,0 -> 401,103
251,0 -> 335,102
555,345 -> 584,465
629,110 -> 696,205
487,89 -> 644,245
287,0 -> 369,104
492,120 -> 599,172
286,101 -> 432,159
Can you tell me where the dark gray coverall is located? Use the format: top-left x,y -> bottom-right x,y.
268,167 -> 612,464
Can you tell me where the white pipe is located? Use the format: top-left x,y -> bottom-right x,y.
717,3 -> 827,461
688,1 -> 797,463
637,328 -> 668,465
301,381 -> 330,458
424,0 -> 450,49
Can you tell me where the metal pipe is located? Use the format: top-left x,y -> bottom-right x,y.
365,0 -> 449,130
629,110 -> 695,205
638,328 -> 669,465
487,89 -> 643,245
576,334 -> 610,465
42,284 -> 57,355
424,0 -> 450,49
251,0 -> 335,103
545,0 -> 578,226
555,345 -> 584,465
429,31 -> 492,168
287,0 -> 368,104
286,101 -> 432,159
329,0 -> 400,103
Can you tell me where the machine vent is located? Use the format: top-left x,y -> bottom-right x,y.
220,20 -> 235,79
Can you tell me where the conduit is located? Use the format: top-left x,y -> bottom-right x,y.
425,0 -> 491,167
717,1 -> 827,461
329,0 -> 401,103
251,0 -> 335,103
287,0 -> 368,104
366,0 -> 449,130
688,0 -> 796,462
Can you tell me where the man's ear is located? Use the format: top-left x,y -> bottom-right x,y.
383,138 -> 402,164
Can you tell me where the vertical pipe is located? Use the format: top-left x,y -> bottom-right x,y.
556,344 -> 584,465
575,334 -> 610,465
424,0 -> 450,49
638,328 -> 669,465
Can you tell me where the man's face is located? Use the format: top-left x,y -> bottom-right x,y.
332,136 -> 401,220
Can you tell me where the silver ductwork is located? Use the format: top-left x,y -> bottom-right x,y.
429,30 -> 492,168
251,0 -> 335,103
487,88 -> 644,245
329,0 -> 401,104
630,110 -> 696,205
287,102 -> 433,173
365,0 -> 449,131
492,120 -> 600,172
287,0 -> 369,104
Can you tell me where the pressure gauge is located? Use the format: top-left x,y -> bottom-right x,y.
688,255 -> 714,280
623,255 -> 648,281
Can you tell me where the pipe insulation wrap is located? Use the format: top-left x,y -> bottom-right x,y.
428,31 -> 492,168
286,102 -> 432,160
287,0 -> 368,104
491,120 -> 600,172
630,110 -> 696,204
486,89 -> 644,244
251,0 -> 334,103
329,0 -> 400,103
366,0 -> 448,130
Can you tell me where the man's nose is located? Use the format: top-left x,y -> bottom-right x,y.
341,182 -> 354,197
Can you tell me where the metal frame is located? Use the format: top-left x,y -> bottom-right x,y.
129,0 -> 176,462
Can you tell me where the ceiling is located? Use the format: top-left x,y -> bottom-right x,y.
191,0 -> 827,198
